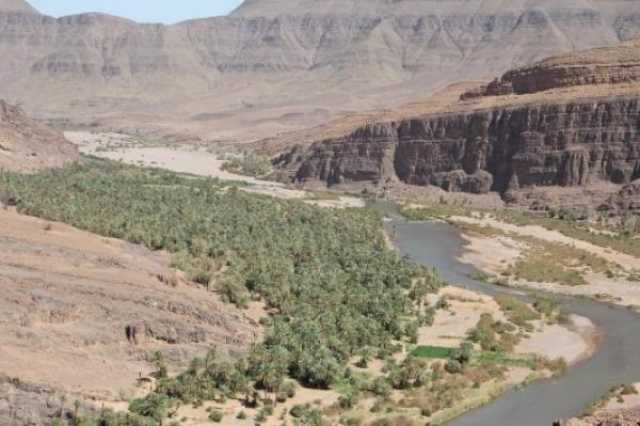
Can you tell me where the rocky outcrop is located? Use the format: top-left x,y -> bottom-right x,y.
563,409 -> 640,425
463,40 -> 640,99
285,98 -> 640,194
601,179 -> 640,213
0,100 -> 78,171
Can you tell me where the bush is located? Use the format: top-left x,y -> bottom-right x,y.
221,154 -> 272,177
445,360 -> 463,374
208,410 -> 224,423
370,377 -> 392,398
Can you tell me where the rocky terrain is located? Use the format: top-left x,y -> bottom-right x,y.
465,39 -> 640,98
564,410 -> 640,426
563,384 -> 640,426
0,0 -> 639,142
276,39 -> 640,212
0,100 -> 78,171
0,207 -> 259,425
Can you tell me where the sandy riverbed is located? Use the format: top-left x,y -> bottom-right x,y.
64,131 -> 365,209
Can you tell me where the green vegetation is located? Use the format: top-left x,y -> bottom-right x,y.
467,313 -> 520,353
1,159 -> 441,424
506,237 -> 610,286
494,295 -> 540,329
401,204 -> 471,221
495,209 -> 640,259
221,153 -> 272,177
10,164 -> 575,426
411,346 -> 456,359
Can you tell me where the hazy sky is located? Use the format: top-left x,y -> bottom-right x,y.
29,0 -> 245,23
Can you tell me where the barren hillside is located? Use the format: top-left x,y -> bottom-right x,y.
0,207 -> 258,425
0,100 -> 78,171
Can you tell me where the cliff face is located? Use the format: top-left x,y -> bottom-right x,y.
288,98 -> 640,194
464,40 -> 640,98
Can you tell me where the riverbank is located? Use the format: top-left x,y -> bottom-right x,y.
168,282 -> 590,426
453,214 -> 640,310
389,218 -> 640,426
566,383 -> 640,425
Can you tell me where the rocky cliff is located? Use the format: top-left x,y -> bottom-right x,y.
0,100 -> 78,171
285,97 -> 640,195
464,40 -> 640,99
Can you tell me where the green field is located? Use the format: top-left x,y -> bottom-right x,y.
411,345 -> 457,359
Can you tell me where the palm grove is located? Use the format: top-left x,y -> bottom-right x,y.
0,159 -> 441,425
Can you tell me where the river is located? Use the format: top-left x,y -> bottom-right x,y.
389,219 -> 640,426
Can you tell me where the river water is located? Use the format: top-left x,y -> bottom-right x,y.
389,219 -> 640,426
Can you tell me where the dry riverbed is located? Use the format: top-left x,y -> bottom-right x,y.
64,131 -> 364,209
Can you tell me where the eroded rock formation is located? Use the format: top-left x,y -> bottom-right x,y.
286,98 -> 640,195
463,40 -> 640,99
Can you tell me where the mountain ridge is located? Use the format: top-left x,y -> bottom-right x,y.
0,0 -> 39,14
0,0 -> 639,142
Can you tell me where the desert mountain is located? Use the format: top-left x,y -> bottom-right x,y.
0,100 -> 78,171
0,0 -> 39,14
0,0 -> 638,142
276,39 -> 640,212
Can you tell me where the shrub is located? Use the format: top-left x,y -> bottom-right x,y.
208,410 -> 224,423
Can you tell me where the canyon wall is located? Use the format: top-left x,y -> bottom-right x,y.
287,98 -> 640,194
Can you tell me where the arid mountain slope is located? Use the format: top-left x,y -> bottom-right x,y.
0,207 -> 258,425
277,39 -> 640,210
0,0 -> 38,14
0,100 -> 78,171
0,0 -> 639,142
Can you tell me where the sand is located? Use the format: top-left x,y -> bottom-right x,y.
64,131 -> 365,209
515,315 -> 599,366
455,216 -> 640,309
452,216 -> 640,271
418,286 -> 507,348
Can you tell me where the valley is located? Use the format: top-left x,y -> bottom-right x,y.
1,0 -> 640,425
